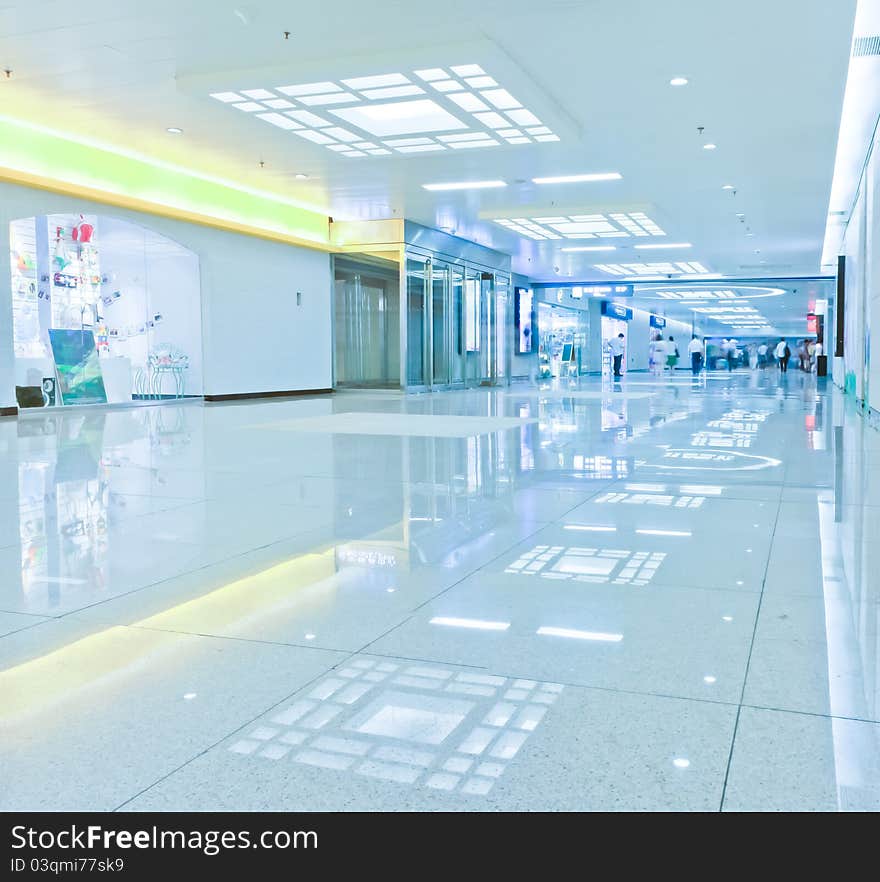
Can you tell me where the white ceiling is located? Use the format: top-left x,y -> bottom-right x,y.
0,0 -> 857,281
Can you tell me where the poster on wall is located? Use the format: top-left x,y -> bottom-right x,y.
48,329 -> 108,405
515,287 -> 534,354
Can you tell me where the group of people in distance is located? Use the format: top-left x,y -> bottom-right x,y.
610,332 -> 825,379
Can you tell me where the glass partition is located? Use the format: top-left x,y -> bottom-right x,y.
334,256 -> 400,388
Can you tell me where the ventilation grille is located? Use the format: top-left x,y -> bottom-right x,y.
853,35 -> 880,57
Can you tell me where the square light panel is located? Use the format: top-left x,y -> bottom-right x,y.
208,65 -> 559,157
492,212 -> 665,242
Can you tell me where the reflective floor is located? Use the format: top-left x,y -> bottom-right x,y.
1,370 -> 878,811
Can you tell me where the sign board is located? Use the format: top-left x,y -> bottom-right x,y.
601,302 -> 633,321
649,315 -> 667,329
515,287 -> 534,354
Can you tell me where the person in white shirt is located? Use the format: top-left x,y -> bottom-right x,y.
812,339 -> 824,373
687,335 -> 704,375
757,342 -> 768,368
774,338 -> 790,372
610,333 -> 625,378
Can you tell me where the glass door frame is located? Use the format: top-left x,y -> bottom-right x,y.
402,248 -> 511,393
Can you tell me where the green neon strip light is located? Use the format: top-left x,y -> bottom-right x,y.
0,116 -> 329,245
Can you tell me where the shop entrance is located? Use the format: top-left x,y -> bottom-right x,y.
406,255 -> 508,391
9,213 -> 202,409
601,316 -> 629,378
537,303 -> 583,379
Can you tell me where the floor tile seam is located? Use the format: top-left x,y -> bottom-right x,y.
105,622 -> 357,655
0,608 -> 51,619
720,491 -> 783,809
738,702 -> 880,725
110,659 -> 345,813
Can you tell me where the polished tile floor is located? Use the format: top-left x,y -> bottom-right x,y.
1,369 -> 878,811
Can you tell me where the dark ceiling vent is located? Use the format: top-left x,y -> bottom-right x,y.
853,35 -> 880,56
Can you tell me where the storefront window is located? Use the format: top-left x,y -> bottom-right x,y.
9,214 -> 202,407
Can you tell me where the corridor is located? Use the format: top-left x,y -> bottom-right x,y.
1,371 -> 878,811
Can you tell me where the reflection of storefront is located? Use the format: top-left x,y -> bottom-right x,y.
10,213 -> 202,408
537,302 -> 583,379
601,302 -> 632,377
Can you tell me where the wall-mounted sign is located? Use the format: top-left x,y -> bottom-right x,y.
515,287 -> 534,354
806,313 -> 818,334
649,315 -> 667,329
601,301 -> 633,321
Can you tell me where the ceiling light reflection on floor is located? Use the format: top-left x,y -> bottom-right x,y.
227,656 -> 564,797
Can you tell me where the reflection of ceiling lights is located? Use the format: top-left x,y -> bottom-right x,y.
594,261 -> 710,276
494,212 -> 665,241
670,76 -> 689,86
209,64 -> 557,157
532,172 -> 622,184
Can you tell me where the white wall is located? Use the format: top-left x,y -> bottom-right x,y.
0,180 -> 332,406
839,95 -> 880,418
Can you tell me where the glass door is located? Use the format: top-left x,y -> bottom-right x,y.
450,265 -> 466,387
406,257 -> 428,387
430,262 -> 450,387
480,272 -> 495,384
464,270 -> 482,388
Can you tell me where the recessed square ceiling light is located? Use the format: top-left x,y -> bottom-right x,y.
415,68 -> 448,81
342,73 -> 411,90
256,112 -> 302,130
438,132 -> 492,143
300,92 -> 357,106
340,150 -> 367,157
286,110 -> 332,127
396,144 -> 446,153
295,130 -> 336,144
330,99 -> 468,137
491,211 -> 662,243
323,126 -> 360,142
507,108 -> 541,126
449,139 -> 500,149
367,148 -> 391,155
352,141 -> 376,149
449,92 -> 489,112
465,76 -> 497,88
450,64 -> 486,77
431,80 -> 464,92
277,81 -> 341,96
473,111 -> 508,129
210,64 -> 558,158
361,85 -> 425,100
383,136 -> 434,146
481,88 -> 521,109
